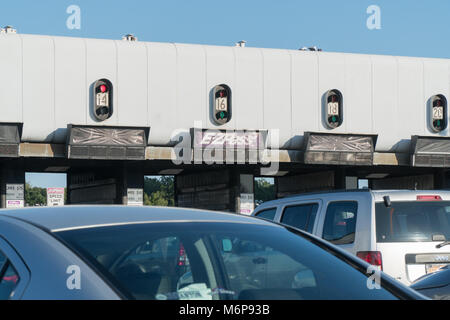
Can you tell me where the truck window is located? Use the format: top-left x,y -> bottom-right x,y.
322,201 -> 358,245
281,204 -> 319,233
375,201 -> 450,242
255,208 -> 277,221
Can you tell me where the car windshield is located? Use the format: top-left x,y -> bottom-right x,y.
56,222 -> 397,300
376,201 -> 450,242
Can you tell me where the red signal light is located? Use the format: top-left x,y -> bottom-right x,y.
417,195 -> 442,201
100,85 -> 107,93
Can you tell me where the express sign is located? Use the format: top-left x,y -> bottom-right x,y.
193,130 -> 266,150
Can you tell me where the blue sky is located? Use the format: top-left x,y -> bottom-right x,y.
26,173 -> 67,189
1,0 -> 449,58
9,0 -> 449,187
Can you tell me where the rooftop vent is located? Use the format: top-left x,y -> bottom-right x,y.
235,40 -> 246,47
122,34 -> 138,41
299,46 -> 322,52
3,26 -> 17,34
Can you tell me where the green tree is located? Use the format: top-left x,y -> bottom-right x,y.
144,193 -> 151,206
144,176 -> 175,207
25,183 -> 47,207
159,176 -> 175,205
254,178 -> 276,206
149,191 -> 169,206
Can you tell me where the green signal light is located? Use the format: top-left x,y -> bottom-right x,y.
328,115 -> 340,127
216,111 -> 228,121
435,119 -> 444,129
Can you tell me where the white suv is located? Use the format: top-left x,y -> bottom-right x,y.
252,189 -> 450,285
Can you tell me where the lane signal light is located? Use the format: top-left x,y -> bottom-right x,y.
325,89 -> 343,129
430,95 -> 447,133
213,85 -> 231,125
93,79 -> 113,122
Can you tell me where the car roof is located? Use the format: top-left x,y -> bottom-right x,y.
254,189 -> 450,211
370,190 -> 450,201
0,206 -> 274,232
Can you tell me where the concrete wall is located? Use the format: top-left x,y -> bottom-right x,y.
176,170 -> 253,213
67,164 -> 143,205
176,170 -> 235,211
371,174 -> 434,190
277,171 -> 335,198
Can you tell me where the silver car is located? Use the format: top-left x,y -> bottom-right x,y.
252,190 -> 450,285
0,206 -> 424,300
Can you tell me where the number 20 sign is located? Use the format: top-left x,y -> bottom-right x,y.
433,106 -> 444,120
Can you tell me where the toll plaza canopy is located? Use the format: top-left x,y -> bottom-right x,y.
1,32 -> 450,210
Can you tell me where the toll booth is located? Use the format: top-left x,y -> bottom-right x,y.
1,33 -> 450,211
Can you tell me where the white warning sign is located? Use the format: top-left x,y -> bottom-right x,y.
127,188 -> 144,206
47,188 -> 65,206
240,193 -> 254,215
6,184 -> 24,209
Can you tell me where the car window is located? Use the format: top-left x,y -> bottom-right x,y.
322,201 -> 358,245
281,203 -> 318,233
0,252 -> 6,271
376,201 -> 450,242
0,251 -> 20,300
56,222 -> 397,300
216,236 -> 316,297
255,208 -> 277,221
110,236 -> 196,300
